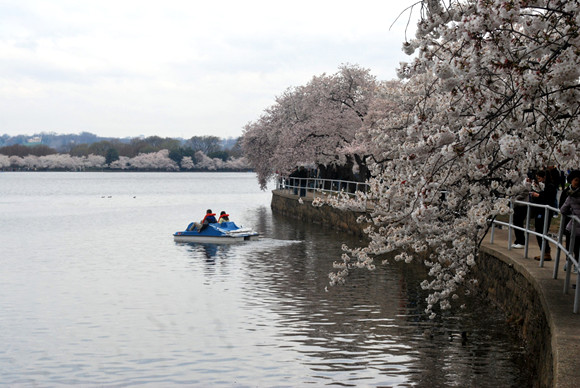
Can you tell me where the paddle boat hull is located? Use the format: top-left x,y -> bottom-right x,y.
173,221 -> 259,243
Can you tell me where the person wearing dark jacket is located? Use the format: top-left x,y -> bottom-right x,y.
511,189 -> 529,249
559,170 -> 580,209
548,165 -> 562,192
560,170 -> 580,262
189,209 -> 218,231
530,170 -> 558,261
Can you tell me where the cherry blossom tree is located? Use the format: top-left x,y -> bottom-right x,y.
0,152 -> 106,170
0,150 -> 246,171
38,154 -> 80,170
0,154 -> 9,169
8,155 -> 24,168
181,152 -> 249,171
109,156 -> 131,170
22,155 -> 39,170
241,108 -> 283,188
321,0 -> 580,317
128,149 -> 179,171
223,156 -> 250,170
242,64 -> 379,188
85,154 -> 106,169
194,150 -> 218,170
181,156 -> 194,170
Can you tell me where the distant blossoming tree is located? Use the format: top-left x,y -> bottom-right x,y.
0,153 -> 105,170
128,149 -> 179,171
181,156 -> 194,170
223,156 -> 250,170
22,155 -> 39,170
0,154 -> 9,168
194,150 -> 218,170
85,154 -> 106,168
316,0 -> 580,317
8,155 -> 24,168
37,154 -> 82,170
109,156 -> 131,170
0,150 -> 247,172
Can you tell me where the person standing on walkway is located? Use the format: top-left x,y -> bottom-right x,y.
559,170 -> 580,209
511,189 -> 529,249
530,170 -> 558,261
560,170 -> 580,263
548,165 -> 563,192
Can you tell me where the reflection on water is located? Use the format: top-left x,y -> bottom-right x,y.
0,172 -> 531,387
175,213 -> 531,387
183,242 -> 230,261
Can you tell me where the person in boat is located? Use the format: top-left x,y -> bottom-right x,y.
189,209 -> 218,231
218,211 -> 230,223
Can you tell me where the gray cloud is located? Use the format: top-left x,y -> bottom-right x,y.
0,0 -> 418,138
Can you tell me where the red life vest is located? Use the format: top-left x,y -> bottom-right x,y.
218,213 -> 230,222
202,213 -> 217,223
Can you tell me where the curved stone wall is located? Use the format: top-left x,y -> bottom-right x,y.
473,247 -> 552,387
270,190 -> 368,236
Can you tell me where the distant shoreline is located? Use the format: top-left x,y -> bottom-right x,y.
0,168 -> 255,173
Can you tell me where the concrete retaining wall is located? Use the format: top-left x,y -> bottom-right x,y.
270,190 -> 367,236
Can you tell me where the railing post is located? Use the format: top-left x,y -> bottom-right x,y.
565,223 -> 576,294
575,272 -> 580,313
554,215 -> 566,279
524,204 -> 531,259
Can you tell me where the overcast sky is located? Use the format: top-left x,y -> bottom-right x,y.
0,0 -> 419,139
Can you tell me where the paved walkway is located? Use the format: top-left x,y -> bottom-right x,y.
481,228 -> 580,388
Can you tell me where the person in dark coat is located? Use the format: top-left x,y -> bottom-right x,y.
548,165 -> 562,193
560,170 -> 580,262
189,209 -> 218,231
530,170 -> 558,261
511,189 -> 529,249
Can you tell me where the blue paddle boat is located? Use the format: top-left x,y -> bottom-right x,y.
173,221 -> 259,243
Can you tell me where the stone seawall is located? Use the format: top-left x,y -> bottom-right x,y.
271,189 -> 554,387
473,247 -> 552,387
270,189 -> 368,236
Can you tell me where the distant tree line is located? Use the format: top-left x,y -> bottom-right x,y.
0,134 -> 250,172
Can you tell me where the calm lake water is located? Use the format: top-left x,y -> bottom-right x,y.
0,172 -> 532,387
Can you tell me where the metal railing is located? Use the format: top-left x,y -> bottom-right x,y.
489,199 -> 580,313
276,176 -> 369,199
